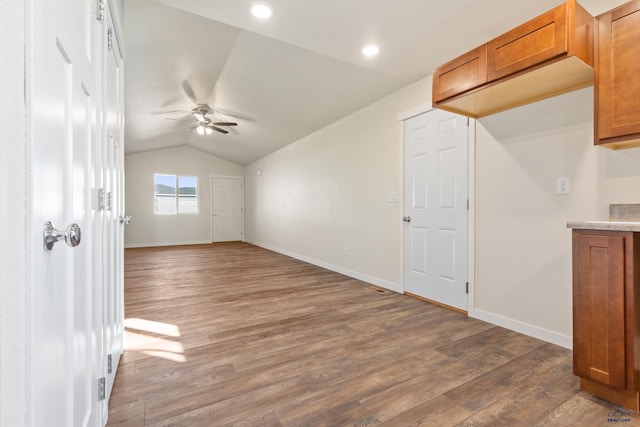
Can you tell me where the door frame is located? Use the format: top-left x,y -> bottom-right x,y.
397,103 -> 476,317
210,175 -> 245,243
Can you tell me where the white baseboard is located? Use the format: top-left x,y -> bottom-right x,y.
472,308 -> 572,350
125,240 -> 212,249
246,240 -> 402,294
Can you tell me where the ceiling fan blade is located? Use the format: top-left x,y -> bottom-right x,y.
212,122 -> 237,127
165,117 -> 191,122
181,80 -> 198,103
193,111 -> 207,123
150,109 -> 188,115
209,125 -> 229,134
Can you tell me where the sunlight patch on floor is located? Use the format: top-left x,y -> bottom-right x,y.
124,317 -> 181,337
124,318 -> 186,362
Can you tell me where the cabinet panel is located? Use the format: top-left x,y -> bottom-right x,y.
487,4 -> 566,81
596,1 -> 640,148
432,46 -> 487,103
573,233 -> 626,389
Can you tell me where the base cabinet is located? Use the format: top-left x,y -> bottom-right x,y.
572,230 -> 640,410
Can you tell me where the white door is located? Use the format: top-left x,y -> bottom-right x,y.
404,109 -> 468,311
29,0 -> 102,425
103,5 -> 125,407
211,177 -> 244,242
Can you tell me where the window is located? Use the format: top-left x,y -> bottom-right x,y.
177,176 -> 198,214
154,174 -> 198,214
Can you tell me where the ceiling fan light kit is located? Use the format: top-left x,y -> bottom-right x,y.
197,125 -> 213,136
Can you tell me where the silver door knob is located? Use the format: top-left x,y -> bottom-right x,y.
402,216 -> 411,223
43,221 -> 82,251
119,215 -> 131,225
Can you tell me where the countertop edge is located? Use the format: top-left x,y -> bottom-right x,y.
567,221 -> 640,232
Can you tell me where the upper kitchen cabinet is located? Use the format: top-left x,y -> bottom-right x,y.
433,0 -> 595,118
432,46 -> 487,105
596,0 -> 640,149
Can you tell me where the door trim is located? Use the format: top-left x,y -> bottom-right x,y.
397,106 -> 476,317
210,175 -> 245,243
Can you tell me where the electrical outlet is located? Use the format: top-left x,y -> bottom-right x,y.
556,178 -> 571,195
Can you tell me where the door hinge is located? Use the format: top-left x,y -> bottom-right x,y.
466,282 -> 469,294
466,198 -> 469,211
107,27 -> 113,52
97,0 -> 105,22
107,354 -> 112,374
98,377 -> 106,401
93,188 -> 106,211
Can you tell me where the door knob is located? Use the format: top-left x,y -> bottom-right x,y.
403,216 -> 411,223
43,221 -> 82,251
119,215 -> 131,225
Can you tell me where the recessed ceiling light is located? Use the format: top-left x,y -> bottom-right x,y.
250,1 -> 273,20
362,44 -> 380,57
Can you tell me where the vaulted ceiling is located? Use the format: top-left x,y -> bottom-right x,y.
124,0 -> 626,166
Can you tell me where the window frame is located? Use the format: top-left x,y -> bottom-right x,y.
153,173 -> 199,215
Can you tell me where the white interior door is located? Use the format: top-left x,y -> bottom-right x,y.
404,109 -> 468,311
103,5 -> 125,406
211,177 -> 244,242
29,0 -> 102,425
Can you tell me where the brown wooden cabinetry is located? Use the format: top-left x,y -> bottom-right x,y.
572,229 -> 640,411
433,0 -> 594,118
432,46 -> 487,105
596,1 -> 640,149
486,3 -> 569,82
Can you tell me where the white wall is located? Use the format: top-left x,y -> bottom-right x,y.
0,0 -> 26,425
245,77 -> 433,291
475,87 -> 594,346
244,78 -> 640,348
125,145 -> 244,247
474,87 -> 640,347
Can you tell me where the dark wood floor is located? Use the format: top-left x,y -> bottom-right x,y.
107,242 -> 638,426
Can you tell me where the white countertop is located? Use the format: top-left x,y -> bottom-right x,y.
567,220 -> 640,232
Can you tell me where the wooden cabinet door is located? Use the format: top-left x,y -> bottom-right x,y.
487,3 -> 567,82
573,232 -> 627,390
432,46 -> 487,103
596,1 -> 640,145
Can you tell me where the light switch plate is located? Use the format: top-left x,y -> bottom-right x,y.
387,192 -> 398,203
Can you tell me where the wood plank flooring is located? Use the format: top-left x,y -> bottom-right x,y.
107,242 -> 639,426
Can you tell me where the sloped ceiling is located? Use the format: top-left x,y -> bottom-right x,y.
124,0 -> 627,166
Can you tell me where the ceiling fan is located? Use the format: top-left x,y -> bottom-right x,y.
189,105 -> 237,135
163,104 -> 238,135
